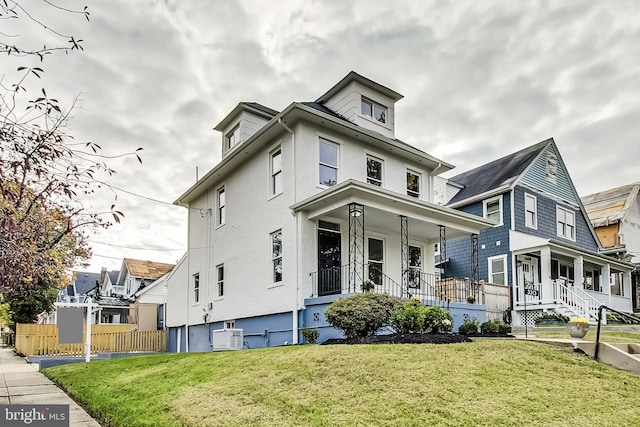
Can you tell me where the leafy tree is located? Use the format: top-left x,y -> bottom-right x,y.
0,2 -> 141,325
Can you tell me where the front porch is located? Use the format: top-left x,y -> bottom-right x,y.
511,237 -> 635,326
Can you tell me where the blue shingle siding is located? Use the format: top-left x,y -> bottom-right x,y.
444,192 -> 511,284
513,186 -> 598,252
519,145 -> 578,205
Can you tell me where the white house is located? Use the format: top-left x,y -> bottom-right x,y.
167,72 -> 493,351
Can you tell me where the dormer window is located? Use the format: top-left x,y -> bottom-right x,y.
361,97 -> 387,124
226,124 -> 240,151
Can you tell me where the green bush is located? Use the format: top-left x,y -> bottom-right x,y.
325,293 -> 403,338
534,312 -> 569,325
301,328 -> 320,344
480,319 -> 512,335
390,299 -> 428,333
423,306 -> 453,333
458,315 -> 479,335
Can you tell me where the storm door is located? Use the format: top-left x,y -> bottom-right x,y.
318,221 -> 342,296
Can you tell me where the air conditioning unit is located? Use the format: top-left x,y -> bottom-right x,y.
212,328 -> 243,351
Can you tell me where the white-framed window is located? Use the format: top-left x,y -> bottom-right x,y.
546,151 -> 558,183
488,255 -> 506,285
319,138 -> 338,186
611,272 -> 624,296
408,245 -> 422,288
524,193 -> 537,229
366,155 -> 383,186
225,320 -> 235,329
556,205 -> 575,240
434,242 -> 440,256
216,264 -> 224,297
226,124 -> 239,151
193,273 -> 200,303
584,268 -> 601,292
483,195 -> 502,225
217,186 -> 226,226
361,97 -> 387,123
406,170 -> 421,198
271,229 -> 282,283
271,148 -> 282,196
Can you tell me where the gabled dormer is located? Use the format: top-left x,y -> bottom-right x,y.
213,102 -> 279,157
315,71 -> 403,139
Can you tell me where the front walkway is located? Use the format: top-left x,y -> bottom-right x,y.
0,345 -> 100,426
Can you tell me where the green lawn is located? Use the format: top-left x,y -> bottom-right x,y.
43,340 -> 640,426
532,328 -> 640,342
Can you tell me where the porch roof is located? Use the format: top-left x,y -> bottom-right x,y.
509,230 -> 636,271
290,180 -> 495,239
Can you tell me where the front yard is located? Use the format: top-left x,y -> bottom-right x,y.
42,338 -> 640,426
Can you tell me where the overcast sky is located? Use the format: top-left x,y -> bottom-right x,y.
10,0 -> 640,273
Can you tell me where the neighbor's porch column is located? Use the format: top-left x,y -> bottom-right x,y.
348,203 -> 365,292
601,264 -> 611,307
573,256 -> 584,289
540,247 -> 553,302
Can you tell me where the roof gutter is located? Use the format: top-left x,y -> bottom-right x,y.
447,185 -> 511,208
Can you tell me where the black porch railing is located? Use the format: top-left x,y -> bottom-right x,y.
595,305 -> 640,361
310,264 -> 479,308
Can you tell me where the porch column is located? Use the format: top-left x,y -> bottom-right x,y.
348,203 -> 365,292
624,270 -> 632,302
601,264 -> 611,307
439,225 -> 447,278
573,256 -> 584,289
470,233 -> 479,301
540,247 -> 552,302
400,215 -> 409,292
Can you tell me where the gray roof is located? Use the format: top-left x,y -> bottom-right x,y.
447,139 -> 552,205
73,272 -> 101,294
240,102 -> 279,117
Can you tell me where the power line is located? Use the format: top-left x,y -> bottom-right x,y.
89,240 -> 185,251
97,181 -> 206,211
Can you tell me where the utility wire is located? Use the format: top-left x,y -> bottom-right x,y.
89,240 -> 185,251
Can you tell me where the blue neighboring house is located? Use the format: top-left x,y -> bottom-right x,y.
439,138 -> 635,325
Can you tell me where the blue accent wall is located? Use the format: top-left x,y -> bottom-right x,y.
446,192 -> 511,284
513,186 -> 598,251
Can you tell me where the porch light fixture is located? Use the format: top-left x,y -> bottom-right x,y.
350,209 -> 362,217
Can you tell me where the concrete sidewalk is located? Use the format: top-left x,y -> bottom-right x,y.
0,345 -> 101,426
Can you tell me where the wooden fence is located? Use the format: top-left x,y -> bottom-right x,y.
15,324 -> 166,356
481,282 -> 511,321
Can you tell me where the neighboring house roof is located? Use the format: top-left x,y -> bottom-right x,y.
124,258 -> 175,279
582,182 -> 640,227
447,139 -> 551,205
73,271 -> 101,294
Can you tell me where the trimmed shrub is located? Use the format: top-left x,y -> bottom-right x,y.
301,328 -> 320,344
480,319 -> 512,335
390,299 -> 428,333
458,315 -> 479,335
325,293 -> 403,338
423,306 -> 453,333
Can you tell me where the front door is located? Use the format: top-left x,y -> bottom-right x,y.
318,221 -> 341,296
520,258 -> 540,301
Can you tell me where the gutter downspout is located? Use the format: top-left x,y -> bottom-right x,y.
278,118 -> 299,344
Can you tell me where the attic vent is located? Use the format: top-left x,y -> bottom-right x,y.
546,152 -> 558,184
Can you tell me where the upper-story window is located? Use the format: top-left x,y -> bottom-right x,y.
483,195 -> 503,225
226,124 -> 240,151
271,148 -> 282,196
557,205 -> 575,240
366,155 -> 383,186
524,193 -> 537,229
361,97 -> 387,124
319,139 -> 338,186
217,187 -> 226,226
406,170 -> 420,198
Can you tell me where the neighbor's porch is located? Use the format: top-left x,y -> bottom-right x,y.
511,242 -> 634,325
